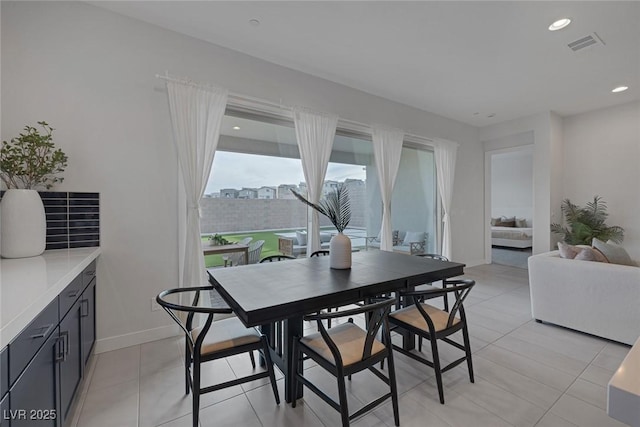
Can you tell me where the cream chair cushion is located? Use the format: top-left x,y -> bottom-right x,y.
390,303 -> 460,332
301,322 -> 385,367
191,316 -> 261,356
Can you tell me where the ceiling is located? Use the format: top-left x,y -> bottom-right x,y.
93,1 -> 640,127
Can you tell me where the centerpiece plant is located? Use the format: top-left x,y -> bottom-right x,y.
291,184 -> 352,269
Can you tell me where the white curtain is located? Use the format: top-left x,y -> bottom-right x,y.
293,107 -> 338,256
372,126 -> 405,251
434,140 -> 458,260
165,78 -> 228,287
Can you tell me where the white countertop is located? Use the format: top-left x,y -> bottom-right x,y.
0,247 -> 101,347
608,336 -> 640,426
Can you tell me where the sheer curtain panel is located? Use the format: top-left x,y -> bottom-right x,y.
165,78 -> 228,287
434,140 -> 458,260
372,126 -> 404,251
293,108 -> 338,256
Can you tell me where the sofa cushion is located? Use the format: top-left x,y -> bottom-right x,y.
558,242 -> 607,262
296,231 -> 307,246
403,231 -> 425,245
592,238 -> 636,266
320,232 -> 332,243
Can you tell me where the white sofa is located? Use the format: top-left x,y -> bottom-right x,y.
277,231 -> 331,256
528,250 -> 640,345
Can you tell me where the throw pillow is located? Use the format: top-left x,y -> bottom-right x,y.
497,216 -> 516,227
320,232 -> 332,243
403,231 -> 426,245
516,218 -> 528,228
575,247 -> 609,262
592,238 -> 636,266
558,242 -> 579,259
491,217 -> 500,226
296,231 -> 307,246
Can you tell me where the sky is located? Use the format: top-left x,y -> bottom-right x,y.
205,151 -> 367,194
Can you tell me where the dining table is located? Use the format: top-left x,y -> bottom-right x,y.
207,250 -> 464,402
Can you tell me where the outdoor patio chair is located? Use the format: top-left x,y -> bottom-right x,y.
246,240 -> 265,264
222,237 -> 253,267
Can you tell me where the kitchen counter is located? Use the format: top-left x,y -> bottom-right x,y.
0,247 -> 101,347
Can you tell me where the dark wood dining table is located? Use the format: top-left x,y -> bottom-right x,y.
207,250 -> 464,402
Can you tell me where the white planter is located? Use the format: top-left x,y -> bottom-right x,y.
1,189 -> 46,258
329,232 -> 352,269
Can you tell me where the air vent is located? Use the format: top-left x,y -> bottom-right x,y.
568,32 -> 605,52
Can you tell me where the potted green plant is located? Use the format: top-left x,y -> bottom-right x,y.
291,184 -> 352,269
0,122 -> 68,258
551,196 -> 624,245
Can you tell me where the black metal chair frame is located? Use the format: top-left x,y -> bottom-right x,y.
389,279 -> 475,404
156,286 -> 280,427
260,254 -> 297,262
310,250 -> 330,257
415,253 -> 451,351
291,298 -> 400,427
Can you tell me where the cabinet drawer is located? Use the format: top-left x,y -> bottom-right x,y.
59,274 -> 83,320
82,260 -> 96,289
1,346 -> 7,398
8,300 -> 58,386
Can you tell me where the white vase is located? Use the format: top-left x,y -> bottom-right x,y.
1,189 -> 46,258
329,232 -> 352,269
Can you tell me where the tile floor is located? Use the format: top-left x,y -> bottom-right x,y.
70,263 -> 630,427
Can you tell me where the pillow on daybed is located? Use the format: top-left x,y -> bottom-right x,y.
496,216 -> 516,227
516,218 -> 528,228
592,238 -> 637,266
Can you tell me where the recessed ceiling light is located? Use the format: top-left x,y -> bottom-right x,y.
232,126 -> 241,130
612,86 -> 629,93
549,18 -> 571,31
249,19 -> 260,27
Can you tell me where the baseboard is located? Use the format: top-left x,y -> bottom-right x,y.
464,259 -> 487,268
94,324 -> 180,354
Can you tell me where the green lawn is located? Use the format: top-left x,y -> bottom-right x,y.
203,229 -> 298,267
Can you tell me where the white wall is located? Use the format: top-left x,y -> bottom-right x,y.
491,150 -> 533,222
1,2 -> 482,351
480,112 -> 563,255
562,101 -> 640,259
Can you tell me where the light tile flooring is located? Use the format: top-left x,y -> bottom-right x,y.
71,264 -> 630,427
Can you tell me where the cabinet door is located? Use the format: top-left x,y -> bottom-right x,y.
80,279 -> 96,367
58,300 -> 82,426
1,392 -> 9,427
10,330 -> 60,427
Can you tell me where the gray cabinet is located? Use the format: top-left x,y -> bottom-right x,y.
3,261 -> 97,427
58,300 -> 82,426
9,330 -> 60,427
81,279 -> 96,367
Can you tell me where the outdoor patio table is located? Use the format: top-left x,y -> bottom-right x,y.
207,250 -> 464,402
202,243 -> 249,264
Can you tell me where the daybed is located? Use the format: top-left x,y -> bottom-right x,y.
491,217 -> 532,249
528,250 -> 640,345
367,230 -> 427,255
277,231 -> 330,257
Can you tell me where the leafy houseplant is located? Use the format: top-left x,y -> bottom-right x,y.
291,184 -> 352,269
1,122 -> 68,258
1,121 -> 68,189
207,234 -> 231,246
551,196 -> 624,245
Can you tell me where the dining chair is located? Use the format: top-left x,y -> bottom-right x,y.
258,253 -> 296,351
291,298 -> 400,427
156,286 -> 279,427
310,250 -> 330,257
260,254 -> 297,262
388,279 -> 475,404
415,253 -> 451,351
